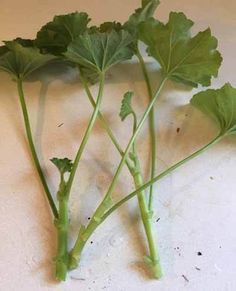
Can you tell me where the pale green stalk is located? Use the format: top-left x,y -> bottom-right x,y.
103,134 -> 222,219
69,133 -> 221,270
65,73 -> 105,197
69,77 -> 167,272
55,72 -> 105,280
17,78 -> 58,218
55,174 -> 69,281
80,72 -> 161,277
136,49 -> 156,211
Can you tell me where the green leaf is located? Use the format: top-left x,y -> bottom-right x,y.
120,91 -> 135,121
0,37 -> 34,57
50,158 -> 73,175
79,66 -> 100,85
64,30 -> 134,74
0,41 -> 55,79
0,45 -> 8,57
89,22 -> 123,34
190,83 -> 236,135
35,12 -> 90,55
123,0 -> 160,36
100,22 -> 123,33
139,12 -> 222,87
14,38 -> 35,48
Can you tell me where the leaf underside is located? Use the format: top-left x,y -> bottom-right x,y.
0,41 -> 55,79
139,12 -> 222,87
64,30 -> 134,82
191,83 -> 236,135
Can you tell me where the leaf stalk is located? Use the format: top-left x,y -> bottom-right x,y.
17,78 -> 58,218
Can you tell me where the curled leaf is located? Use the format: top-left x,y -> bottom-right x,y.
50,158 -> 73,175
139,12 -> 222,87
190,83 -> 236,135
120,91 -> 135,121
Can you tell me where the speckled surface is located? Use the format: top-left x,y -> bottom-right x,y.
0,1 -> 236,290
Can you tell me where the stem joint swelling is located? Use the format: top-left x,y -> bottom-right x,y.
132,166 -> 162,279
68,196 -> 113,270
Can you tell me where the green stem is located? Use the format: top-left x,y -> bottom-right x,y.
132,157 -> 162,278
136,49 -> 156,211
79,69 -> 123,156
57,74 -> 105,275
82,60 -> 161,277
17,78 -> 58,218
102,76 -> 167,202
103,134 -> 222,220
69,195 -> 112,269
78,68 -> 134,170
68,134 -> 221,270
79,72 -> 161,277
68,77 -> 167,268
131,116 -> 161,278
55,175 -> 69,281
65,73 -> 105,199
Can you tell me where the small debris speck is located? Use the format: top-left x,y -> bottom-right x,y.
88,217 -> 91,220
210,176 -> 214,180
197,251 -> 202,256
58,123 -> 64,127
70,276 -> 86,281
156,218 -> 160,223
195,266 -> 201,271
176,127 -> 180,133
90,241 -> 93,244
182,274 -> 189,282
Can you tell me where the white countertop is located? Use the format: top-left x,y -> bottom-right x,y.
0,1 -> 236,290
